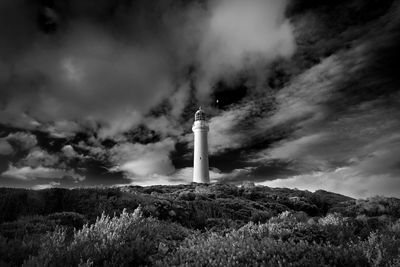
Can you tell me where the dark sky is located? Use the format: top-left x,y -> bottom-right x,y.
0,0 -> 399,198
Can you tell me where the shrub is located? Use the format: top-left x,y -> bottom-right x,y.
0,215 -> 56,240
318,213 -> 346,226
177,191 -> 196,201
250,210 -> 273,224
360,231 -> 400,267
391,219 -> 400,234
24,207 -> 190,267
0,233 -> 42,266
205,218 -> 241,233
156,222 -> 369,267
1,185 -> 400,266
47,212 -> 87,229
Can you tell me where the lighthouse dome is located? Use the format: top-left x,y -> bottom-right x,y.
195,107 -> 206,121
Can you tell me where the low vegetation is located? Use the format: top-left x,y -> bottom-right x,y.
0,184 -> 399,266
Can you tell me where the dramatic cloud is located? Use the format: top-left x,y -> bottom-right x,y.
0,3 -> 182,139
61,145 -> 78,158
250,7 -> 400,197
109,138 -> 176,178
0,0 -> 399,197
0,0 -> 295,140
21,148 -> 60,168
5,132 -> 37,151
261,167 -> 400,199
181,100 -> 270,155
45,121 -> 82,138
253,51 -> 400,172
146,116 -> 185,139
61,145 -> 87,160
127,167 -> 226,186
207,105 -> 258,155
13,26 -> 174,134
32,181 -> 61,190
196,0 -> 295,99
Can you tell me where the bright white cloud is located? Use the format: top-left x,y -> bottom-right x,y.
260,167 -> 400,199
258,132 -> 400,198
32,181 -> 61,190
208,106 -> 252,154
196,0 -> 295,99
181,104 -> 259,155
1,164 -> 85,182
126,167 -> 226,186
109,138 -> 176,178
61,145 -> 78,158
173,167 -> 226,182
61,145 -> 87,160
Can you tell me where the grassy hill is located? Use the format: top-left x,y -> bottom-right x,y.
0,184 -> 399,266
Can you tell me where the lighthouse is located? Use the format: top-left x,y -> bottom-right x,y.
192,107 -> 210,183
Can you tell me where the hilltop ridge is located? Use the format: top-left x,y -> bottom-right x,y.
2,183 -> 399,227
1,184 -> 400,266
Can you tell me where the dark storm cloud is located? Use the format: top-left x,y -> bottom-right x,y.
0,0 -> 294,139
254,2 -> 400,197
0,0 -> 185,135
0,0 -> 293,185
182,1 -> 400,198
1,0 -> 399,198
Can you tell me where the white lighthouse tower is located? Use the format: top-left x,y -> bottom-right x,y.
192,107 -> 210,183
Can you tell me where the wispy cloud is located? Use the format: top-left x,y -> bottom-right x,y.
2,164 -> 84,182
206,104 -> 259,155
260,167 -> 400,199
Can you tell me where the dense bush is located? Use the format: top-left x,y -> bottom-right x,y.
157,212 -> 400,267
156,223 -> 369,266
23,207 -> 189,267
47,212 -> 87,229
0,185 -> 399,266
0,184 -> 356,227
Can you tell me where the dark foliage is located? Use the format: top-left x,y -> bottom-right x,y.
0,184 -> 399,266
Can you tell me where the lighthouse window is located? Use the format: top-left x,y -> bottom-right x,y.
195,112 -> 205,121
200,157 -> 202,160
